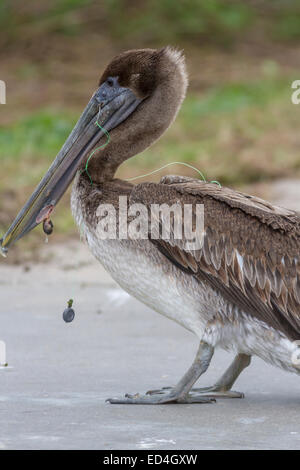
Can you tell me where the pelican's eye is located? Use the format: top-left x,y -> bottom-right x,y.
106,77 -> 114,87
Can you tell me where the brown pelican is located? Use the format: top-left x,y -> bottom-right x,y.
2,47 -> 300,404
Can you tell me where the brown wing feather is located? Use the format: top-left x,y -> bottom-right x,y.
130,176 -> 300,340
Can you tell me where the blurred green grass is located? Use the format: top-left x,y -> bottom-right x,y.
2,1 -> 300,44
0,111 -> 76,189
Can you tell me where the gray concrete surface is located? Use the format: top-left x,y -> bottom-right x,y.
0,179 -> 300,450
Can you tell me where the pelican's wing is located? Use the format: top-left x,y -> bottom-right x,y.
130,176 -> 300,340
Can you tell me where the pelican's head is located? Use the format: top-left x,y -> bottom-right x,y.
1,47 -> 188,254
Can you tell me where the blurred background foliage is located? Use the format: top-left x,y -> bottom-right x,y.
0,0 -> 300,260
2,0 -> 300,45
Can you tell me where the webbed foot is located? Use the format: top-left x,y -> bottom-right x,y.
146,385 -> 244,399
106,390 -> 216,405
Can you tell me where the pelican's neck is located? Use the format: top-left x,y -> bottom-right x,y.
86,48 -> 188,184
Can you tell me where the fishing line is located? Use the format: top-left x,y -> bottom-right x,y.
63,119 -> 107,321
81,110 -> 220,188
65,129 -> 220,321
126,161 -> 221,187
82,109 -> 111,186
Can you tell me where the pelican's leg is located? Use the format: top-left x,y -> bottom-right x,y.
191,353 -> 251,398
106,341 -> 215,404
147,353 -> 251,399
